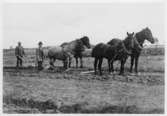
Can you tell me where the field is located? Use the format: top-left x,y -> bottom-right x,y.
3,47 -> 164,113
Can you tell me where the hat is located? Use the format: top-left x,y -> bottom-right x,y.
38,41 -> 43,45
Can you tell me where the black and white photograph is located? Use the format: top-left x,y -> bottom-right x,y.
2,0 -> 165,114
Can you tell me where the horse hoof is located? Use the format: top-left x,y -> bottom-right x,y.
48,67 -> 54,70
111,71 -> 116,74
119,73 -> 124,75
109,72 -> 114,75
135,72 -> 140,76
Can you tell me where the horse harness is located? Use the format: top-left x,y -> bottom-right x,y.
133,34 -> 143,50
110,35 -> 143,63
118,34 -> 143,55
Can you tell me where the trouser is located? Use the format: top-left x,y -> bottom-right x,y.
37,61 -> 43,70
16,56 -> 23,68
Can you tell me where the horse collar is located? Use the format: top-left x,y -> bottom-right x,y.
122,41 -> 131,55
134,34 -> 143,49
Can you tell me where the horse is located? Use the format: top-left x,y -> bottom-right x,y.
107,33 -> 143,74
61,36 -> 91,68
48,46 -> 71,69
92,32 -> 135,75
129,27 -> 155,73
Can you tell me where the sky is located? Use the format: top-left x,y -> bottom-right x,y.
3,2 -> 165,48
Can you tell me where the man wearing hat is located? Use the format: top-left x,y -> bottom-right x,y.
15,42 -> 25,68
36,41 -> 44,70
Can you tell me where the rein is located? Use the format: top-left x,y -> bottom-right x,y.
133,34 -> 143,50
109,41 -> 131,64
119,34 -> 143,55
121,41 -> 132,55
109,39 -> 132,64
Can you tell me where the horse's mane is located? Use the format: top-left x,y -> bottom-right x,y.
136,27 -> 151,36
135,27 -> 152,45
60,42 -> 68,47
74,39 -> 85,52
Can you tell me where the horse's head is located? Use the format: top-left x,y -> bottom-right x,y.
126,32 -> 145,54
124,32 -> 135,50
80,36 -> 91,49
120,32 -> 135,55
142,27 -> 155,44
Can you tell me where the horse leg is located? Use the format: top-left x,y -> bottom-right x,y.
49,58 -> 53,69
108,59 -> 111,73
75,57 -> 78,68
98,58 -> 103,75
63,59 -> 68,69
119,60 -> 125,75
80,57 -> 83,68
49,58 -> 53,66
130,56 -> 134,73
49,58 -> 55,69
53,59 -> 56,67
135,56 -> 139,74
94,58 -> 98,75
68,56 -> 72,68
110,60 -> 114,72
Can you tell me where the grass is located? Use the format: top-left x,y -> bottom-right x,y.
3,70 -> 164,113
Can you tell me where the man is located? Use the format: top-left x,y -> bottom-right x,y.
15,42 -> 25,68
36,41 -> 44,70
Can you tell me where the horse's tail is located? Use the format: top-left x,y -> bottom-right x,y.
91,43 -> 104,57
47,48 -> 53,60
91,47 -> 96,57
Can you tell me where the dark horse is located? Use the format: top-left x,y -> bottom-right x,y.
61,36 -> 91,68
107,33 -> 142,74
92,32 -> 135,75
129,27 -> 155,73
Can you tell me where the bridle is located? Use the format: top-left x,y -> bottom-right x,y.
119,34 -> 143,55
133,34 -> 143,50
109,40 -> 132,64
121,41 -> 132,55
109,34 -> 143,64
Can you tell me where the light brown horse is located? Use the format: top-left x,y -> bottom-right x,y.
48,46 -> 71,69
61,36 -> 91,68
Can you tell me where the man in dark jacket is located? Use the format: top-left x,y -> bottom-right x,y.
36,41 -> 44,70
15,42 -> 25,68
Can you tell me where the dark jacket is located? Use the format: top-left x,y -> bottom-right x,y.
36,47 -> 44,62
15,46 -> 25,57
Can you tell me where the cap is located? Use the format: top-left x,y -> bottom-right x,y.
38,41 -> 43,45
